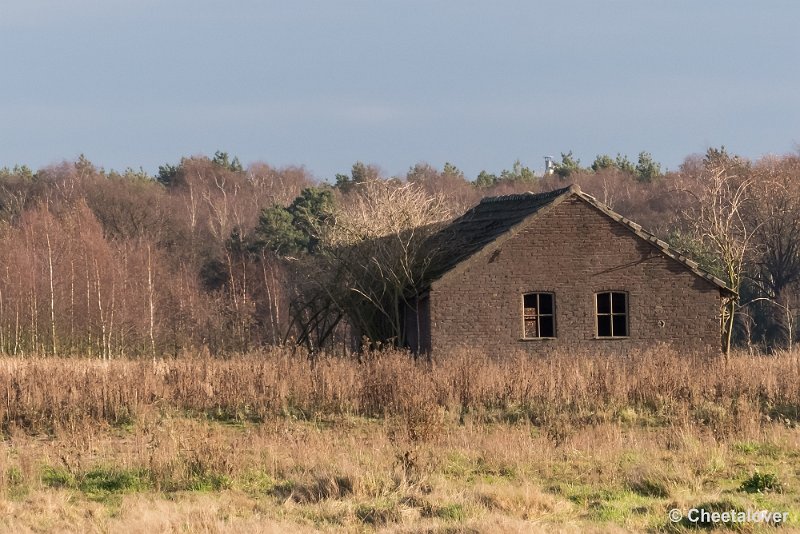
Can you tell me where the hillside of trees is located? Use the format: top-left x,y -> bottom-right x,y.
0,148 -> 798,357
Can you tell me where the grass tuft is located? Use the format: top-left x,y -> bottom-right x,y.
739,471 -> 783,494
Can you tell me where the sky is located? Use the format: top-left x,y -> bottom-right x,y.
1,0 -> 799,180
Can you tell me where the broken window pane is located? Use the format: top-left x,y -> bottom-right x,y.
523,294 -> 537,310
524,318 -> 538,338
522,293 -> 555,338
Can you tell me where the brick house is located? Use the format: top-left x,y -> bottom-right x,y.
403,184 -> 734,354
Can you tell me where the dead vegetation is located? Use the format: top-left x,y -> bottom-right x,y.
0,346 -> 797,437
0,347 -> 797,532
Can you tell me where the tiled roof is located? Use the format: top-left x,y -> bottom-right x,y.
422,186 -> 572,285
420,184 -> 735,297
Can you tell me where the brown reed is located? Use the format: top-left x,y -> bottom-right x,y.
0,346 -> 796,438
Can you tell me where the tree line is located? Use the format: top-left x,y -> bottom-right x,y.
0,148 -> 797,357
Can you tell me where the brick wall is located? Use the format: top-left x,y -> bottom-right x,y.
428,198 -> 722,355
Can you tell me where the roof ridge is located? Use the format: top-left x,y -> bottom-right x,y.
479,185 -> 574,204
420,184 -> 735,297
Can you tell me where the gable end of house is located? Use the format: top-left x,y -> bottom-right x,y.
424,184 -> 734,298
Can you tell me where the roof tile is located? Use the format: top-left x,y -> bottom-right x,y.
419,185 -> 735,297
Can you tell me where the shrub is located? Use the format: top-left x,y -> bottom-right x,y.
739,471 -> 783,494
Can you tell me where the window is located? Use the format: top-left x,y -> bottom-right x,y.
596,292 -> 628,337
523,293 -> 555,338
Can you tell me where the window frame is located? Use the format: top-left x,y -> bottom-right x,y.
521,292 -> 556,340
595,291 -> 629,338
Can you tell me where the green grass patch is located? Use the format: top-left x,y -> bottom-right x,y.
240,470 -> 279,495
187,472 -> 233,492
440,452 -> 516,482
78,467 -> 151,503
557,483 -> 655,524
582,490 -> 653,524
732,441 -> 782,459
6,466 -> 27,499
739,471 -> 783,494
79,467 -> 150,496
41,466 -> 75,488
42,465 -> 151,503
425,503 -> 467,522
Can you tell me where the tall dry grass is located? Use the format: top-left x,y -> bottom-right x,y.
0,346 -> 797,440
0,347 -> 797,532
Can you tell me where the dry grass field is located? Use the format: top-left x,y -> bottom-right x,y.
0,347 -> 797,532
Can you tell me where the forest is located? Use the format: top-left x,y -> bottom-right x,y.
1,149 -> 800,532
0,147 -> 798,357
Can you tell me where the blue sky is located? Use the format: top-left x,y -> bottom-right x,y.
1,1 -> 798,180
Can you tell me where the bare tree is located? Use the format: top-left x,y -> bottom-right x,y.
319,179 -> 453,346
743,155 -> 800,348
681,151 -> 757,354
